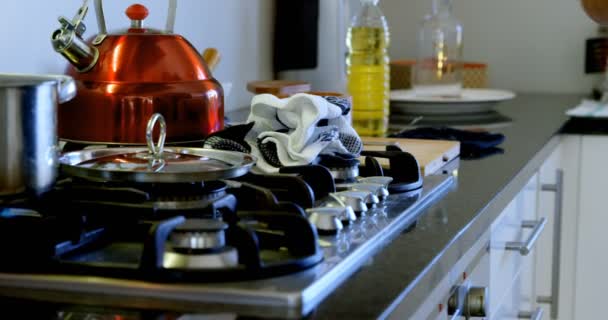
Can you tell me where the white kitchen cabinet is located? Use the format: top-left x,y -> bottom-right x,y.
534,135 -> 583,320
572,135 -> 608,319
489,173 -> 541,319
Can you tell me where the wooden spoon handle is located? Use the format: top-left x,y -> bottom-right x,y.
202,48 -> 221,72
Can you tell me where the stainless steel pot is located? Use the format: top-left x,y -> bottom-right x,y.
59,114 -> 256,184
0,74 -> 76,196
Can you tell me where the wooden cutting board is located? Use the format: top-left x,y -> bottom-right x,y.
361,137 -> 460,176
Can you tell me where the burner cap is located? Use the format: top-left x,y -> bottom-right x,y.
317,154 -> 360,182
173,219 -> 228,233
170,219 -> 228,250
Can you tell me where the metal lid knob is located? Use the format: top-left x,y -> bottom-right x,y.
126,3 -> 149,28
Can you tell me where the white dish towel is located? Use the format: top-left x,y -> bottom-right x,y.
566,99 -> 608,118
245,93 -> 362,173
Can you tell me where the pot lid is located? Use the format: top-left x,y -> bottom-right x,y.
59,114 -> 256,183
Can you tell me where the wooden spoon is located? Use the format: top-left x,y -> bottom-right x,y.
582,0 -> 608,25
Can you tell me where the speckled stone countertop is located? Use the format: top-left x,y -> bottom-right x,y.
0,94 -> 583,319
310,93 -> 580,319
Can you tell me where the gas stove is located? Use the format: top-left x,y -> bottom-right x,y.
0,153 -> 454,319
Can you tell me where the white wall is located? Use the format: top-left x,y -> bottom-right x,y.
0,0 -> 274,111
381,0 -> 600,94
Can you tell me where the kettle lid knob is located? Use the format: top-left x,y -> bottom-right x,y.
126,4 -> 149,21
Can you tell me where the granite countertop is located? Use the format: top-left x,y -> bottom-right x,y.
0,94 -> 586,319
311,93 -> 581,319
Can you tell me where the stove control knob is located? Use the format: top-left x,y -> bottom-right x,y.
350,183 -> 383,204
317,196 -> 358,224
448,286 -> 488,318
466,287 -> 488,317
306,207 -> 344,234
358,177 -> 392,201
331,191 -> 369,214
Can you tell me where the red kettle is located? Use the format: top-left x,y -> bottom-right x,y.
52,0 -> 223,145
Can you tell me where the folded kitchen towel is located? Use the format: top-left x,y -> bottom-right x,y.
566,99 -> 608,118
245,93 -> 362,173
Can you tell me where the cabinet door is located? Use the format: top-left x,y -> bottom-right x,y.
490,173 -> 540,317
535,145 -> 561,318
489,196 -> 523,315
534,135 -> 582,320
574,135 -> 608,319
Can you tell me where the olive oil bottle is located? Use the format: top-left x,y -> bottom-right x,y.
346,0 -> 390,137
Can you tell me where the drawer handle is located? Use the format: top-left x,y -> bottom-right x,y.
505,217 -> 547,255
519,307 -> 544,320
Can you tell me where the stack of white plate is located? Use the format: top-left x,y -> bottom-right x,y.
390,89 -> 516,115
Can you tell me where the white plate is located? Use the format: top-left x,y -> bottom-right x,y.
390,88 -> 516,115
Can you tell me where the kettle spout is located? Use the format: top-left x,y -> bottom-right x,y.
51,1 -> 99,73
52,27 -> 99,73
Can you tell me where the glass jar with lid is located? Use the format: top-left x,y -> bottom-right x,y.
412,0 -> 463,97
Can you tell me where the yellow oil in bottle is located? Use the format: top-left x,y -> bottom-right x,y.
346,26 -> 390,137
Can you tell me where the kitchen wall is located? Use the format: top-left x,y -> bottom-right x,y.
0,0 -> 274,111
381,0 -> 600,94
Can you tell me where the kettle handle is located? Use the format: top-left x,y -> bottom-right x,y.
93,0 -> 177,34
94,0 -> 107,35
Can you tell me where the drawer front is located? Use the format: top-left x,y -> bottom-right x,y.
492,271 -> 523,320
490,174 -> 539,314
406,231 -> 491,320
492,269 -> 544,320
490,197 -> 523,313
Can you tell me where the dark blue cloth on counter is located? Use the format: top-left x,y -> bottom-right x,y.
391,127 -> 506,159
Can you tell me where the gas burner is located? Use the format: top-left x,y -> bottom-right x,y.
67,179 -> 228,203
170,219 -> 229,250
51,179 -> 236,220
317,155 -> 360,183
164,219 -> 239,269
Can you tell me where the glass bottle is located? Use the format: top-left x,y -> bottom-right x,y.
412,0 -> 463,97
346,0 -> 390,137
582,0 -> 608,102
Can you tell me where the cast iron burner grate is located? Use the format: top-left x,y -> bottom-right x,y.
0,174 -> 324,282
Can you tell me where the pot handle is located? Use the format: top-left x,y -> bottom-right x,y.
0,74 -> 76,103
56,76 -> 77,103
94,0 -> 177,34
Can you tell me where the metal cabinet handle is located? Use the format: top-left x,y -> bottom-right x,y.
519,307 -> 544,320
537,169 -> 564,320
505,217 -> 547,255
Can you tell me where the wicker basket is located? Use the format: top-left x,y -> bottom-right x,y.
390,60 -> 488,90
